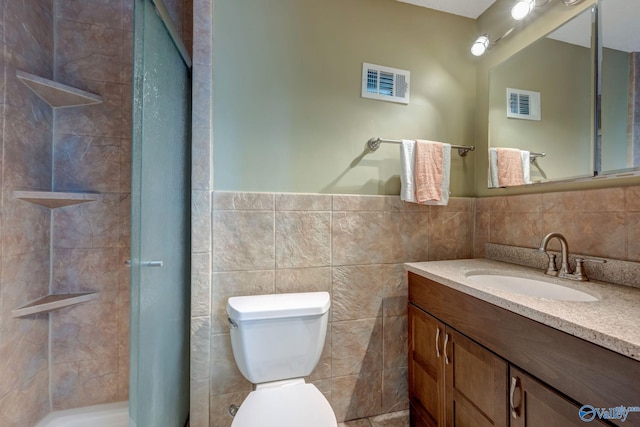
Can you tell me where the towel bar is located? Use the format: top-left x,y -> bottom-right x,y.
368,137 -> 476,157
529,151 -> 546,161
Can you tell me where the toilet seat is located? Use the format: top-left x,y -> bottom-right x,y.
231,380 -> 337,427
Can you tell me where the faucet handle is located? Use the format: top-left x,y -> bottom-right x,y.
573,257 -> 606,282
543,253 -> 558,276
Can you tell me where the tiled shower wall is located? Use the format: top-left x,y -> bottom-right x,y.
2,0 -> 193,422
0,0 -> 135,421
47,0 -> 192,411
206,192 -> 474,426
48,0 -> 134,410
0,1 -> 54,425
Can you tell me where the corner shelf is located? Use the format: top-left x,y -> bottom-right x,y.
17,70 -> 102,108
13,70 -> 105,321
14,191 -> 99,208
12,292 -> 99,318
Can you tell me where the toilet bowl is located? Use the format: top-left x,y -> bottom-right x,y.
231,379 -> 335,427
227,292 -> 337,427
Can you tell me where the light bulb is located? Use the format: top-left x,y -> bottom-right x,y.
471,35 -> 490,56
511,0 -> 535,20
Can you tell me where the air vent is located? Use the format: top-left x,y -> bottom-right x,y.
362,63 -> 410,104
506,88 -> 541,120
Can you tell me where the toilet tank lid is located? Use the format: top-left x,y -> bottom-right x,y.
227,292 -> 331,322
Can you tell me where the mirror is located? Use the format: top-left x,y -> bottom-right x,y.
599,0 -> 640,175
487,7 -> 595,187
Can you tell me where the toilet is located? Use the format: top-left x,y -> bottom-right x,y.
227,292 -> 337,427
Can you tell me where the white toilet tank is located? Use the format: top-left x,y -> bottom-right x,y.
227,292 -> 331,384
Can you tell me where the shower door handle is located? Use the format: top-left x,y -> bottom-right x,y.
143,260 -> 164,267
124,259 -> 164,267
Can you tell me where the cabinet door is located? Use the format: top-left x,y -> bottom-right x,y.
509,366 -> 609,427
444,328 -> 509,427
409,305 -> 445,427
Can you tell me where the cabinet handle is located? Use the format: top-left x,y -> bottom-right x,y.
443,333 -> 450,365
435,327 -> 441,358
510,376 -> 521,419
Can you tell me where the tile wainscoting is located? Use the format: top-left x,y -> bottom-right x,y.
204,191 -> 474,426
191,185 -> 640,426
474,186 -> 640,262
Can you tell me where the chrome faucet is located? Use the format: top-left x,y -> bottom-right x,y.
538,232 -> 572,278
537,232 -> 606,282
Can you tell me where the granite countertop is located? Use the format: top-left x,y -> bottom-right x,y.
406,258 -> 640,362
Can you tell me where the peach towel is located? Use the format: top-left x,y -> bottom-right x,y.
496,147 -> 525,187
414,140 -> 444,203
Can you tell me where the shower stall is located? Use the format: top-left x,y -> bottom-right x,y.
0,1 -> 191,426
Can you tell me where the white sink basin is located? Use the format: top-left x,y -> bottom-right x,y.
465,273 -> 599,302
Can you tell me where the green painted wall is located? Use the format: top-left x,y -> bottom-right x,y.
213,0 -> 477,195
213,0 -> 640,197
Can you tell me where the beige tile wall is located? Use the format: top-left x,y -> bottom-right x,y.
190,0 -> 214,425
194,184 -> 640,427
474,186 -> 640,262
0,1 -> 54,425
207,191 -> 474,426
48,0 -> 133,410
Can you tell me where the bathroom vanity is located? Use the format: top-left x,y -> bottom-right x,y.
406,259 -> 640,427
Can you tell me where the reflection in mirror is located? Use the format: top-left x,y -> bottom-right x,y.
599,0 -> 640,174
488,7 -> 595,188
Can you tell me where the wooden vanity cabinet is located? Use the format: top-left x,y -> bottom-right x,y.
409,305 -> 508,427
409,272 -> 640,427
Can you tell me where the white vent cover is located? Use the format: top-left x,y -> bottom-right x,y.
361,63 -> 410,104
506,88 -> 541,121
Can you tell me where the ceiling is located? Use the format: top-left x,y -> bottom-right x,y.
549,0 -> 640,52
399,0 -> 640,53
396,0 -> 497,19
598,0 -> 640,52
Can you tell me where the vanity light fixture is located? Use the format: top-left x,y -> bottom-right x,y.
471,35 -> 490,56
470,28 -> 514,57
471,0 -> 583,57
511,0 -> 535,20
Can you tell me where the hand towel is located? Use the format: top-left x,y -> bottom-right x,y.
400,140 -> 417,203
414,140 -> 451,206
520,150 -> 532,184
489,147 -> 531,187
496,147 -> 525,187
439,144 -> 451,206
488,148 -> 499,187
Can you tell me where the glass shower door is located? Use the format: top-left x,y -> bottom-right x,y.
130,0 -> 191,426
